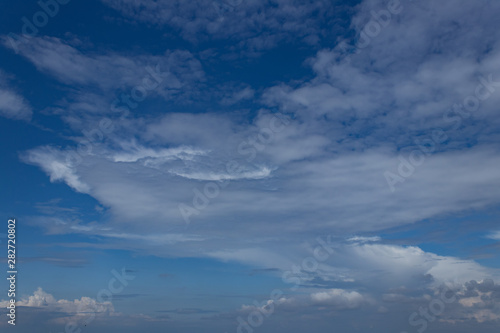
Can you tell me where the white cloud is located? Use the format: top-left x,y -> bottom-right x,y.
107,141 -> 273,180
111,146 -> 207,163
22,146 -> 91,193
0,88 -> 32,120
263,0 -> 500,154
0,287 -> 114,315
240,297 -> 293,313
346,243 -> 496,287
102,232 -> 205,245
0,72 -> 32,120
236,288 -> 367,317
11,1 -> 500,327
220,87 -> 255,105
170,166 -> 273,181
310,289 -> 365,309
346,236 -> 381,243
20,130 -> 500,270
208,248 -> 295,270
487,231 -> 500,241
2,36 -> 204,95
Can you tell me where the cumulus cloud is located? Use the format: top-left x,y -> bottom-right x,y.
0,287 -> 114,316
310,289 -> 366,309
237,289 -> 367,317
263,0 -> 500,160
435,279 -> 500,324
345,244 -> 497,287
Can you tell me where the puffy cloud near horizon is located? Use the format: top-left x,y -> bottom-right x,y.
0,287 -> 114,318
310,289 -> 366,308
219,279 -> 500,328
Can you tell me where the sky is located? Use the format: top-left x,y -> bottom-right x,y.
0,0 -> 500,332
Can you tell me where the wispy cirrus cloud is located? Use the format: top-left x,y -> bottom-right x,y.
101,0 -> 347,49
1,36 -> 205,95
487,231 -> 500,241
0,71 -> 32,120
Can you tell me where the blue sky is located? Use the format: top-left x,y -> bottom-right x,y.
1,0 -> 500,332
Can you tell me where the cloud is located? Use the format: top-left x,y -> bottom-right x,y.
12,1 -> 500,249
101,232 -> 205,245
346,236 -> 381,243
263,0 -> 500,154
107,141 -> 273,181
111,145 -> 207,163
208,248 -> 295,270
0,287 -> 114,315
345,243 -> 496,287
240,296 -> 294,313
0,72 -> 32,120
158,308 -> 217,315
310,289 -> 365,309
220,86 -> 255,105
10,1 -> 500,330
21,146 -> 91,193
1,36 -> 204,95
19,0 -> 500,254
487,231 -> 500,241
235,288 -> 368,319
101,0 -> 345,49
20,256 -> 89,268
440,279 -> 500,324
0,88 -> 32,120
0,289 -> 170,329
27,140 -> 500,236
